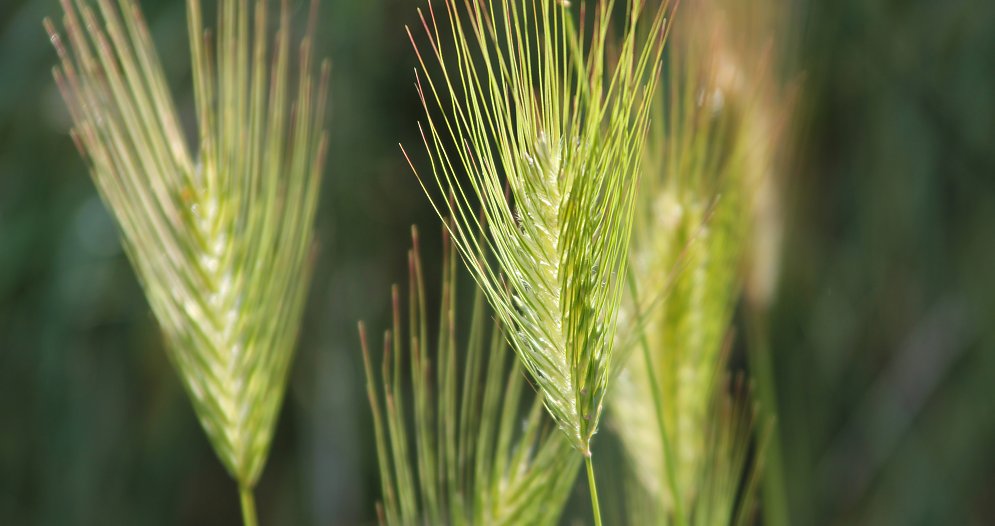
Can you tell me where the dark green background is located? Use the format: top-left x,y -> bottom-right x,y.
1,0 -> 993,524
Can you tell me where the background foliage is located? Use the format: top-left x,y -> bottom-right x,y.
1,0 -> 993,524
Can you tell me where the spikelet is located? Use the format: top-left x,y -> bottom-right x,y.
402,0 -> 673,457
45,0 -> 329,508
360,226 -> 580,526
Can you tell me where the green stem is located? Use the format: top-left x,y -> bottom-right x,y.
747,308 -> 789,526
240,486 -> 258,526
639,338 -> 688,526
626,272 -> 687,526
585,455 -> 603,526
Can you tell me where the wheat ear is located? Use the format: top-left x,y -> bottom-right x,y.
610,0 -> 790,523
45,0 -> 328,520
403,0 -> 672,459
360,225 -> 580,526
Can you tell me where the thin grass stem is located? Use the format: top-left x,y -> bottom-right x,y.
748,309 -> 789,526
586,456 -> 603,526
239,486 -> 258,526
627,272 -> 687,526
639,339 -> 688,526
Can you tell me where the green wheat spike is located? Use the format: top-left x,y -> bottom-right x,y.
45,0 -> 328,521
401,3 -> 675,523
360,225 -> 581,526
401,0 -> 672,459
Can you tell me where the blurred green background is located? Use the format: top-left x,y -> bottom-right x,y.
1,0 -> 993,524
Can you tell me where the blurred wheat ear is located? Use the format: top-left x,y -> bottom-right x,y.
359,224 -> 580,526
45,0 -> 329,521
608,0 -> 791,523
610,34 -> 750,526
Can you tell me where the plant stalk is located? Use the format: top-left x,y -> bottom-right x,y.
627,272 -> 688,526
585,455 -> 603,526
747,308 -> 789,526
240,486 -> 258,526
